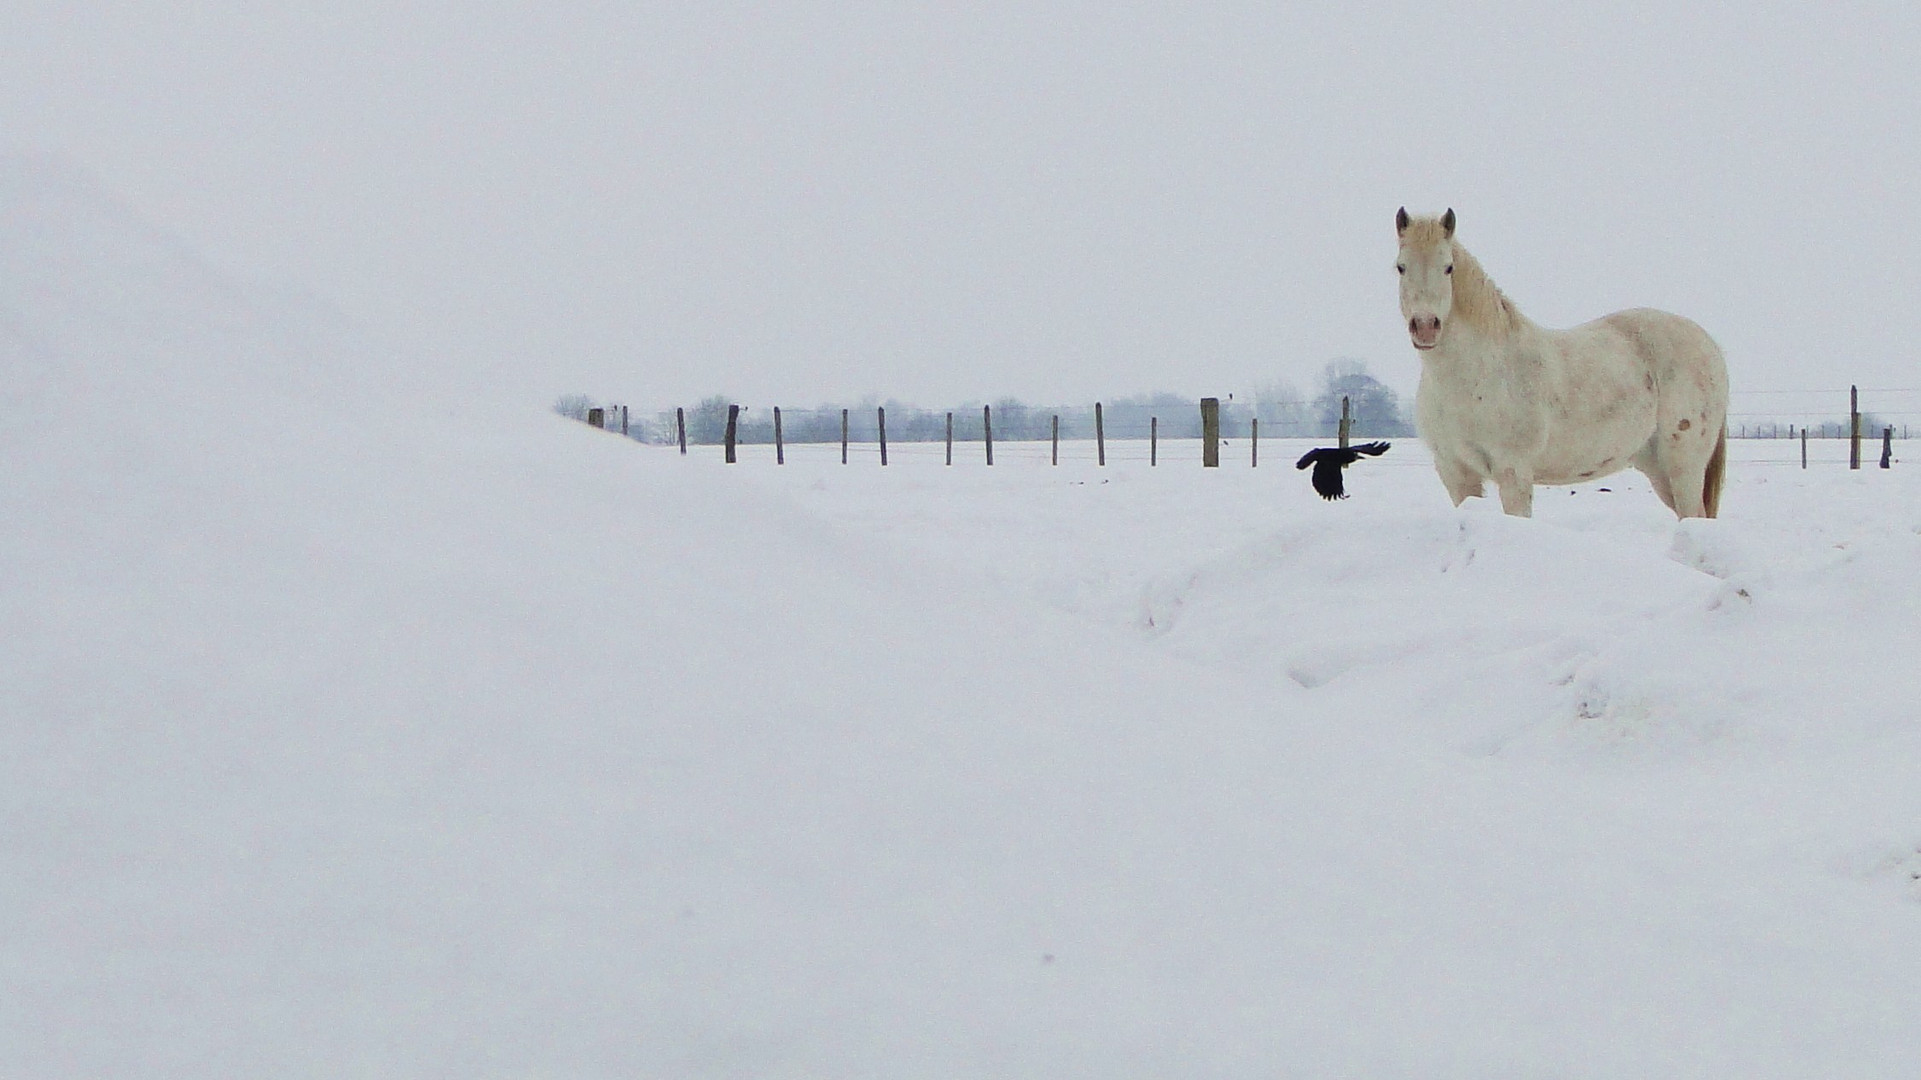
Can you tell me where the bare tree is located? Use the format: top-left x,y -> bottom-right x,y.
553,393 -> 595,421
1313,359 -> 1412,437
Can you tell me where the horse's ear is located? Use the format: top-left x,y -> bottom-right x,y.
1396,207 -> 1410,236
1441,208 -> 1456,237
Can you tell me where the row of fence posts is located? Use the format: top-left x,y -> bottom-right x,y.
1777,386 -> 1896,470
662,395 -> 1354,467
1849,384 -> 1897,470
584,405 -> 630,436
595,391 -> 1893,471
1738,423 -> 1893,472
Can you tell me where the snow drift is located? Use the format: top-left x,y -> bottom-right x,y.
6,156 -> 1921,1077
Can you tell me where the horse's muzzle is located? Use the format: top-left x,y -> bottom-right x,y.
1409,315 -> 1442,350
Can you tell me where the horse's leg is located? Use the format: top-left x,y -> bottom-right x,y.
1665,423 -> 1727,518
1492,467 -> 1534,517
1495,480 -> 1534,517
1641,433 -> 1715,518
1433,456 -> 1485,505
1632,450 -> 1679,513
1665,461 -> 1709,518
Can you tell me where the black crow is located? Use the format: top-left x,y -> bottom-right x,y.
1295,442 -> 1391,500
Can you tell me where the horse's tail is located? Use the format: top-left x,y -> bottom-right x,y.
1702,423 -> 1727,519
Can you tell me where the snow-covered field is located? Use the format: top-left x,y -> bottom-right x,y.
7,159 -> 1921,1077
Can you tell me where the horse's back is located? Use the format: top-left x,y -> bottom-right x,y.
1594,308 -> 1726,398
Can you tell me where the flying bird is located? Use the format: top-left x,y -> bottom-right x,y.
1295,442 -> 1391,500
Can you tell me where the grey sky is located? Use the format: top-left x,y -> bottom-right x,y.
5,3 -> 1918,411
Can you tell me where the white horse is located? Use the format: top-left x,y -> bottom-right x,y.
1396,208 -> 1728,519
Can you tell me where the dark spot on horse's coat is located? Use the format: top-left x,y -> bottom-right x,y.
1644,374 -> 1654,391
1678,418 -> 1692,431
1578,470 -> 1595,479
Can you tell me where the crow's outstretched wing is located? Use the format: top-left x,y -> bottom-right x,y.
1352,441 -> 1391,457
1296,447 -> 1346,470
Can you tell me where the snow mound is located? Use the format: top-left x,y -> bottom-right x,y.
8,158 -> 1921,1077
1143,503 -> 1745,753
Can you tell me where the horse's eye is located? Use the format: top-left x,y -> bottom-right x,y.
1396,264 -> 1405,274
1445,265 -> 1453,274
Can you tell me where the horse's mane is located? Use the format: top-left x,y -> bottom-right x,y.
1404,218 -> 1522,338
1446,243 -> 1522,338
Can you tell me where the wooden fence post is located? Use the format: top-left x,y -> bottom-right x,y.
841,408 -> 849,465
587,407 -> 604,429
1801,425 -> 1808,469
1201,398 -> 1220,468
1251,417 -> 1259,467
1883,426 -> 1894,469
677,407 -> 687,455
621,405 -> 629,436
946,412 -> 954,466
1339,396 -> 1352,449
774,406 -> 785,465
1095,402 -> 1106,466
1151,416 -> 1158,466
878,406 -> 888,466
724,405 -> 739,463
1850,385 -> 1861,469
984,404 -> 994,465
1051,415 -> 1059,465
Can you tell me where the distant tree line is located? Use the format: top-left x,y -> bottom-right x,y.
556,360 -> 1417,445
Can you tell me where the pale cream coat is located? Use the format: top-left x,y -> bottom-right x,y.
1396,210 -> 1728,518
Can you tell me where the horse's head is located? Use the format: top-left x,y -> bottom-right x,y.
1396,207 -> 1456,351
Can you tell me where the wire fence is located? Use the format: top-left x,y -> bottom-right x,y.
565,388 -> 1916,469
643,402 -> 1402,448
1724,386 -> 1919,439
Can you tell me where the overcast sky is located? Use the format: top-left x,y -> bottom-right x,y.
5,2 -> 1919,413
